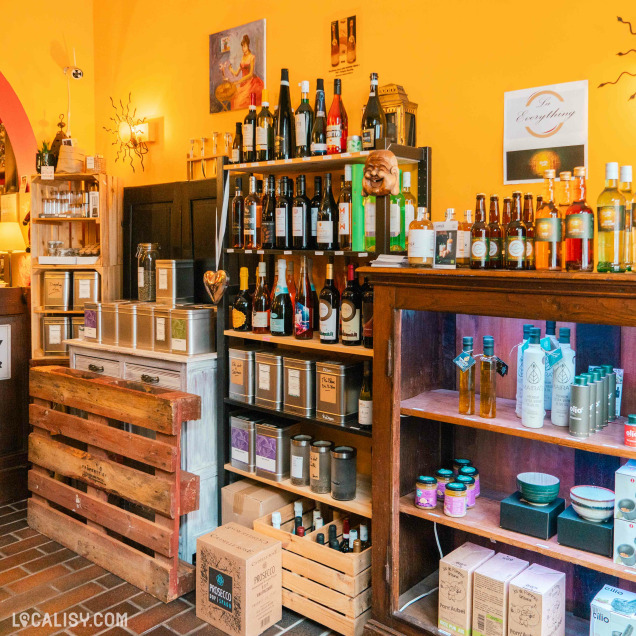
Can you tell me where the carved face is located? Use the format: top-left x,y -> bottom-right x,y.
362,150 -> 400,196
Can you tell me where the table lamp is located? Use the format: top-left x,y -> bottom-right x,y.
0,221 -> 26,286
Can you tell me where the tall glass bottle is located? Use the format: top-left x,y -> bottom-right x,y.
307,258 -> 319,330
565,166 -> 594,271
243,176 -> 258,249
455,209 -> 470,268
243,93 -> 257,162
551,327 -> 576,427
231,123 -> 243,164
523,193 -> 535,270
390,172 -> 406,251
487,195 -> 503,269
275,176 -> 292,249
287,259 -> 297,309
330,24 -> 339,67
338,166 -> 353,250
231,177 -> 244,248
402,172 -> 417,241
295,80 -> 313,158
294,256 -> 313,340
515,324 -> 533,418
362,280 -> 373,348
310,79 -> 327,156
252,261 -> 270,334
598,162 -> 626,272
292,175 -> 311,249
270,260 -> 293,336
364,195 -> 376,252
341,263 -> 361,346
256,89 -> 274,162
621,165 -> 634,271
317,173 -> 338,250
521,327 -> 545,429
558,171 -> 572,218
327,79 -> 348,154
346,18 -> 356,63
544,320 -> 558,413
458,337 -> 475,415
359,361 -> 372,428
470,193 -> 488,269
310,177 -> 321,247
480,336 -> 497,419
361,72 -> 387,150
505,192 -> 526,270
319,263 -> 339,344
501,196 -> 512,261
408,208 -> 434,268
261,175 -> 276,249
275,69 -> 294,160
535,170 -> 562,270
232,267 -> 252,331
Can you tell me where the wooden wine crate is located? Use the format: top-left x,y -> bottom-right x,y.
253,499 -> 372,636
27,366 -> 201,602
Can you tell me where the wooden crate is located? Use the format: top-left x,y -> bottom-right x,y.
27,366 -> 201,602
254,499 -> 372,636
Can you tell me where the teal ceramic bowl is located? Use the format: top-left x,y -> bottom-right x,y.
516,472 -> 560,506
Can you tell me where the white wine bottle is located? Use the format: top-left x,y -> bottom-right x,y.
359,361 -> 372,428
551,327 -> 576,427
522,327 -> 546,428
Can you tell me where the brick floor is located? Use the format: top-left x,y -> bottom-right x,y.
0,500 -> 335,635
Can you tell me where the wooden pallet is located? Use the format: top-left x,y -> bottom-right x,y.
27,366 -> 201,602
254,499 -> 372,636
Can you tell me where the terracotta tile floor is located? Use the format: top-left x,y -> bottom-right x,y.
0,501 -> 334,636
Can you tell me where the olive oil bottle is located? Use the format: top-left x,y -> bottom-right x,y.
480,335 -> 497,419
458,337 -> 475,415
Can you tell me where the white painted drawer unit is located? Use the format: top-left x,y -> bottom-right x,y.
66,338 -> 218,564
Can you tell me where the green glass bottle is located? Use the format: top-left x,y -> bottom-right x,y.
389,171 -> 406,251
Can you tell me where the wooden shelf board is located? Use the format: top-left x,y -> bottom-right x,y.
399,492 -> 636,582
32,263 -> 103,270
224,463 -> 372,518
223,329 -> 374,357
32,173 -> 100,183
226,247 -> 372,258
224,151 -> 374,174
32,218 -> 98,223
34,308 -> 84,315
401,389 -> 631,459
31,355 -> 69,362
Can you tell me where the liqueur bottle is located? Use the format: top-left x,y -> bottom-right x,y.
361,279 -> 373,348
338,166 -> 353,250
317,173 -> 338,250
364,195 -> 376,252
487,195 -> 503,269
565,166 -> 594,271
361,72 -> 387,150
535,170 -> 562,270
390,172 -> 406,251
243,176 -> 259,249
551,327 -> 576,427
252,261 -> 270,334
242,93 -> 257,162
470,193 -> 489,269
232,267 -> 252,331
310,79 -> 328,156
456,209 -> 471,268
501,196 -> 512,261
231,123 -> 243,164
294,256 -> 313,340
274,69 -> 294,160
544,320 -> 558,412
310,177 -> 322,248
521,327 -> 545,429
403,172 -> 417,240
256,89 -> 274,161
319,263 -> 340,344
292,175 -> 311,249
621,165 -> 634,271
270,260 -> 293,336
515,324 -> 533,418
261,175 -> 276,249
522,193 -> 536,270
275,176 -> 292,249
480,336 -> 497,419
458,336 -> 475,415
358,360 -> 372,428
597,162 -> 626,272
327,79 -> 348,154
408,207 -> 434,268
558,171 -> 573,216
295,80 -> 313,158
341,263 -> 361,346
231,177 -> 244,248
505,192 -> 526,270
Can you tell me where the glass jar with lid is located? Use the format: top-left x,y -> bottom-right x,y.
136,243 -> 160,301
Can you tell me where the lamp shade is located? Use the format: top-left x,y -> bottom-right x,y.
0,222 -> 26,252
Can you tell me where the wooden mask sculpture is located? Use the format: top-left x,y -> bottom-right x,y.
362,150 -> 400,197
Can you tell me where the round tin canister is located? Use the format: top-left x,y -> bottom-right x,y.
310,440 -> 333,494
290,434 -> 313,487
331,446 -> 357,501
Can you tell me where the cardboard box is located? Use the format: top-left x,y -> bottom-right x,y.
196,522 -> 282,636
613,518 -> 636,569
557,505 -> 613,558
500,491 -> 565,540
590,584 -> 636,635
438,542 -> 495,635
433,220 -> 459,269
472,552 -> 529,636
222,479 -> 297,528
508,564 -> 565,636
615,459 -> 636,520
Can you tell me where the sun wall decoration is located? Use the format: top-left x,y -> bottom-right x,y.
103,93 -> 149,172
598,16 -> 636,100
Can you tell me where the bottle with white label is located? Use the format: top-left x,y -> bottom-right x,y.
319,263 -> 340,344
317,173 -> 338,250
403,172 -> 416,240
408,207 -> 434,268
544,320 -> 559,411
292,175 -> 311,249
310,79 -> 327,156
338,165 -> 353,250
275,176 -> 292,249
231,122 -> 242,164
270,260 -> 293,336
390,171 -> 406,251
256,89 -> 274,162
252,261 -> 270,334
295,80 -> 313,158
515,324 -> 533,418
521,327 -> 546,428
359,361 -> 372,428
341,263 -> 361,345
551,327 -> 576,426
242,93 -> 257,162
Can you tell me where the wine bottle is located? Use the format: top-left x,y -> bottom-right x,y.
597,161 -> 626,272
340,519 -> 351,552
292,175 -> 311,249
231,123 -> 243,164
270,260 -> 293,336
294,256 -> 313,340
341,263 -> 361,346
252,261 -> 270,334
359,524 -> 370,550
359,360 -> 372,428
310,177 -> 322,247
232,267 -> 252,331
361,280 -> 373,348
261,175 -> 276,249
275,176 -> 292,249
338,166 -> 353,250
256,89 -> 274,162
317,173 -> 338,250
295,80 -> 313,158
231,177 -> 244,248
287,259 -> 297,309
275,69 -> 294,160
243,94 -> 257,162
311,79 -> 327,156
327,79 -> 348,154
390,172 -> 406,251
243,176 -> 258,249
307,258 -> 319,330
361,72 -> 387,150
319,263 -> 340,344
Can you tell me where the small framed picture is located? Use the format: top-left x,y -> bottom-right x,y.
434,221 -> 459,269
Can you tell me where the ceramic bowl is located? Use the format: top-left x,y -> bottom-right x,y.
570,485 -> 615,523
516,472 -> 560,506
618,498 -> 636,520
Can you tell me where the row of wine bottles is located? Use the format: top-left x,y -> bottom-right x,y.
232,70 -> 388,162
232,258 -> 373,348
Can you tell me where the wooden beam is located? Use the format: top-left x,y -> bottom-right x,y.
179,471 -> 200,515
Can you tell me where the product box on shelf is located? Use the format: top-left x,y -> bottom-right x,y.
221,479 -> 296,528
615,459 -> 636,520
196,522 -> 281,636
472,552 -> 529,636
433,220 -> 462,269
500,491 -> 565,540
590,584 -> 636,635
613,518 -> 636,569
508,563 -> 565,636
557,505 -> 613,558
438,542 -> 495,636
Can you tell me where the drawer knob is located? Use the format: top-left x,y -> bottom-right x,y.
88,364 -> 104,373
141,374 -> 160,384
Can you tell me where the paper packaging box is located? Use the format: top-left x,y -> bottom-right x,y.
196,522 -> 282,636
472,552 -> 529,636
433,220 -> 459,269
438,541 -> 495,635
613,518 -> 636,569
615,459 -> 636,520
590,584 -> 636,635
221,479 -> 297,528
508,563 -> 565,636
557,505 -> 613,558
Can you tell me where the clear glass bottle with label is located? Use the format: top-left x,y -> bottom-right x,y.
402,172 -> 416,241
621,165 -> 634,271
338,166 -> 353,250
470,194 -> 489,269
408,207 -> 434,268
390,171 -> 406,251
458,336 -> 475,415
480,335 -> 497,419
598,162 -> 626,272
535,170 -> 562,271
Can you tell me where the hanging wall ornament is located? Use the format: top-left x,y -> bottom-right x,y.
362,149 -> 400,197
103,93 -> 149,172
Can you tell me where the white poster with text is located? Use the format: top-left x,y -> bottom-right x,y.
0,325 -> 11,380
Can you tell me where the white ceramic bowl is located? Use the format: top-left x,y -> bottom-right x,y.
570,485 -> 615,523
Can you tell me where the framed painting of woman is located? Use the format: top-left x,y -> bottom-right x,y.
209,19 -> 266,113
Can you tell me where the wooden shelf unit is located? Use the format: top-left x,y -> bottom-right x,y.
359,267 -> 636,636
226,247 -> 371,258
32,217 -> 98,223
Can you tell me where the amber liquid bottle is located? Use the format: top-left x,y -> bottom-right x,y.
487,195 -> 503,269
470,194 -> 488,269
458,336 -> 475,415
505,192 -> 526,270
565,166 -> 594,271
480,335 -> 497,419
535,170 -> 562,270
501,196 -> 512,261
523,193 -> 536,270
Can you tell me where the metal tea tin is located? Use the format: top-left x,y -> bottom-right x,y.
101,300 -> 130,346
310,440 -> 333,494
72,271 -> 99,310
118,302 -> 139,348
290,434 -> 313,487
569,376 -> 590,439
315,360 -> 363,424
170,305 -> 215,355
255,421 -> 299,481
154,303 -> 175,352
230,413 -> 261,472
255,351 -> 284,409
156,259 -> 194,305
331,445 -> 357,501
42,316 -> 70,354
83,302 -> 102,342
229,346 -> 257,404
136,303 -> 155,350
71,317 -> 84,340
284,355 -> 318,417
43,271 -> 71,310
